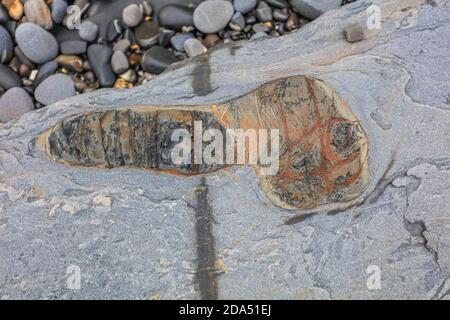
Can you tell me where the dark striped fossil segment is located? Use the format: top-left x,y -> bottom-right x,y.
42,76 -> 370,209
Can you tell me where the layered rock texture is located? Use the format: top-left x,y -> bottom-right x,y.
1,0 -> 450,299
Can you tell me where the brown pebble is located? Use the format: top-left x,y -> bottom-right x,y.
82,60 -> 91,71
55,55 -> 84,73
345,23 -> 365,43
130,44 -> 140,51
2,0 -> 23,21
8,56 -> 21,73
24,0 -> 53,30
286,13 -> 300,31
128,52 -> 142,66
73,78 -> 87,92
19,64 -> 31,77
202,34 -> 221,49
114,78 -> 132,89
84,71 -> 96,83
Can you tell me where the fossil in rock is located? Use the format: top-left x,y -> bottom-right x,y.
39,76 -> 370,209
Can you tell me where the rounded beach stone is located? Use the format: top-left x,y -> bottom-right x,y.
0,87 -> 34,122
34,74 -> 76,106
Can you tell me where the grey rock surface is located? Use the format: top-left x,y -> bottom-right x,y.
1,0 -> 450,300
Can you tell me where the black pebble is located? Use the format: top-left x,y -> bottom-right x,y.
141,46 -> 178,75
87,44 -> 116,87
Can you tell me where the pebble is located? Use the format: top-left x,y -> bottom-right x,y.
134,20 -> 159,49
119,69 -> 137,83
170,32 -> 194,52
107,19 -> 123,42
266,0 -> 290,8
15,23 -> 58,64
202,34 -> 221,48
51,0 -> 68,24
194,0 -> 234,34
111,50 -> 129,75
2,0 -> 23,21
87,44 -> 116,87
233,0 -> 257,14
122,4 -> 144,28
290,0 -> 341,20
0,25 -> 13,63
251,31 -> 269,39
123,29 -> 136,45
14,46 -> 35,69
84,70 -> 95,83
286,12 -> 301,30
159,28 -> 176,47
34,74 -> 76,106
79,21 -> 98,42
0,3 -> 8,22
184,38 -> 207,58
273,9 -> 289,21
344,23 -> 364,43
24,0 -> 53,30
141,45 -> 178,74
128,52 -> 141,66
0,62 -> 21,89
113,39 -> 131,53
60,40 -> 87,55
19,63 -> 31,77
253,23 -> 271,33
229,12 -> 246,31
158,4 -> 194,31
0,87 -> 33,123
141,0 -> 152,16
256,1 -> 273,22
55,55 -> 84,73
3,19 -> 16,35
34,60 -> 58,86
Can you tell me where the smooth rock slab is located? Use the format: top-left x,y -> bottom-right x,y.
1,0 -> 450,300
